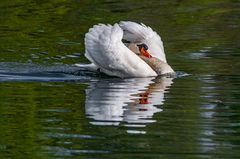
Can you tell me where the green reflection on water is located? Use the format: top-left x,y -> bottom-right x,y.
0,0 -> 240,159
0,82 -> 87,159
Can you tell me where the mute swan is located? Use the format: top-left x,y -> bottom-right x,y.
76,21 -> 174,78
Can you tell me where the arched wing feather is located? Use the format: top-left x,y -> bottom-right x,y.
84,23 -> 157,78
119,21 -> 167,62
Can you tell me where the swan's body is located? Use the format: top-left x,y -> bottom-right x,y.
77,21 -> 174,78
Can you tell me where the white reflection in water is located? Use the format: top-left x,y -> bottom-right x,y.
85,76 -> 173,132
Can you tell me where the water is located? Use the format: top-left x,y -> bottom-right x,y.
0,0 -> 240,159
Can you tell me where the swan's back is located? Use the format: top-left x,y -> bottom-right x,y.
84,23 -> 157,78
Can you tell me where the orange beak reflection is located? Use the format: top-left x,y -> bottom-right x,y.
140,48 -> 152,58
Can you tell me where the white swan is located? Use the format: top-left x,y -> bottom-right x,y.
76,21 -> 174,78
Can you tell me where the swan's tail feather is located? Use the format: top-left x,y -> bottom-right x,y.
74,63 -> 99,72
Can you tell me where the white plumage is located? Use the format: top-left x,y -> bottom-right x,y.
119,21 -> 166,62
77,21 -> 174,78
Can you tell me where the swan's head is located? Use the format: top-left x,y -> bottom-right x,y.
137,44 -> 152,58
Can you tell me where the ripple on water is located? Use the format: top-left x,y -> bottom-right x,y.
0,62 -> 96,81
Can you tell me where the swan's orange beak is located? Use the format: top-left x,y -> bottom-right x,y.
140,48 -> 152,58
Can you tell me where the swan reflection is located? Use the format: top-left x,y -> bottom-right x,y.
85,76 -> 173,131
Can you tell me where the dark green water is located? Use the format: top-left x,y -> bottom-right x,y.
0,0 -> 240,159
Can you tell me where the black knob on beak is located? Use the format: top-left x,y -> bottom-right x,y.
137,43 -> 148,50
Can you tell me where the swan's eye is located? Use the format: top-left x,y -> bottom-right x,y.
137,43 -> 148,50
122,39 -> 130,43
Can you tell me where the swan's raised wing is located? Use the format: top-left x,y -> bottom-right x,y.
119,21 -> 167,62
84,23 -> 157,78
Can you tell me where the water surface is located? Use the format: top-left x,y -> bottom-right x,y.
0,0 -> 240,159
